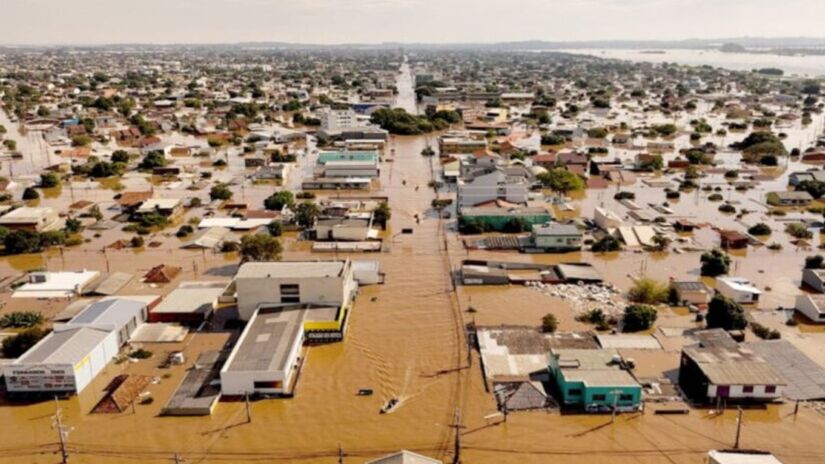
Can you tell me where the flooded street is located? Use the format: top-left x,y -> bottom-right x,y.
1,57 -> 825,464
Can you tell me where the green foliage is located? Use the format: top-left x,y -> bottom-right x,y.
0,311 -> 44,328
64,218 -> 83,234
111,150 -> 130,164
622,304 -> 658,332
706,295 -> 747,331
458,217 -> 491,235
71,134 -> 92,147
591,235 -> 621,252
130,236 -> 144,247
785,222 -> 813,239
264,191 -> 295,211
176,225 -> 194,237
536,168 -> 584,193
805,255 -> 825,269
294,201 -> 321,229
748,223 -> 772,235
266,221 -> 283,237
240,233 -> 283,262
732,131 -> 787,161
700,249 -> 730,277
587,127 -> 608,139
40,172 -> 61,188
540,134 -> 566,146
2,327 -> 46,357
501,217 -> 531,233
128,348 -> 153,359
139,151 -> 166,170
796,180 -> 825,199
22,187 -> 40,200
751,322 -> 781,340
373,201 -> 391,229
370,107 -> 455,135
90,161 -> 125,178
628,278 -> 669,304
652,124 -> 677,137
4,229 -> 65,254
209,183 -> 233,201
541,313 -> 559,333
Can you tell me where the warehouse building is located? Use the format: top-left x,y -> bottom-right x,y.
547,348 -> 642,412
4,298 -> 148,395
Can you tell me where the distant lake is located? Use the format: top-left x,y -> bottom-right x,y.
559,48 -> 825,77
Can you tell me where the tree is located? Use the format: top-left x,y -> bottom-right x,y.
4,230 -> 43,254
90,161 -> 123,178
628,278 -> 669,304
65,218 -> 83,234
541,313 -> 559,333
706,295 -> 747,331
40,172 -> 61,188
266,221 -> 283,237
652,235 -> 671,251
71,134 -> 92,147
591,235 -> 621,252
502,217 -> 531,233
700,249 -> 730,277
373,202 -> 391,229
111,150 -> 130,164
748,223 -> 772,235
176,225 -> 194,237
652,124 -> 677,137
294,201 -> 321,229
2,327 -> 46,358
139,151 -> 166,170
130,236 -> 144,248
536,168 -> 585,193
622,304 -> 658,332
0,311 -> 44,328
785,223 -> 813,239
805,255 -> 825,270
209,183 -> 233,201
264,191 -> 294,211
797,180 -> 825,199
240,233 -> 283,262
22,187 -> 39,200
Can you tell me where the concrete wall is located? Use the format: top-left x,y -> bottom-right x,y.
795,295 -> 825,323
707,383 -> 783,400
220,332 -> 303,396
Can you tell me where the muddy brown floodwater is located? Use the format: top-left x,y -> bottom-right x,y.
1,64 -> 825,464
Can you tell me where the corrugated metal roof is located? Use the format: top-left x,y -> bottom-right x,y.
17,327 -> 110,365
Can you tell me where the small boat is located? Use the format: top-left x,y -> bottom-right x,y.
357,389 -> 373,396
380,398 -> 399,414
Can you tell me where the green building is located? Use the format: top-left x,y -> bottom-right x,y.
548,348 -> 642,412
459,206 -> 552,232
318,150 -> 379,165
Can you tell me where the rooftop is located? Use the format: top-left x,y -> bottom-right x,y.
235,261 -> 347,279
223,306 -> 308,373
553,348 -> 639,388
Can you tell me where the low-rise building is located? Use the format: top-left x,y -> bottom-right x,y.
547,348 -> 642,412
530,223 -> 582,252
801,267 -> 825,293
0,207 -> 60,232
708,450 -> 783,464
4,298 -> 148,395
459,206 -> 551,232
671,281 -> 713,305
150,281 -> 229,324
679,329 -> 785,404
716,277 -> 761,304
795,294 -> 825,323
766,190 -> 813,207
134,198 -> 183,218
13,270 -> 100,298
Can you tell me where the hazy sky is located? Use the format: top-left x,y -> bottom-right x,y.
3,0 -> 824,45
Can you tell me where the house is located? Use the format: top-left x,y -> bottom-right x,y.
439,136 -> 487,154
531,153 -> 557,169
0,207 -> 60,232
365,450 -> 443,464
766,191 -> 813,207
670,281 -> 713,305
233,260 -> 357,321
530,223 -> 582,252
301,177 -> 371,190
788,170 -> 825,186
181,227 -> 230,250
457,169 -> 530,208
134,198 -> 183,218
594,207 -> 623,230
547,348 -> 642,412
319,160 -> 380,178
802,267 -> 825,292
143,264 -> 182,284
13,270 -> 100,298
118,191 -> 153,213
679,329 -> 785,404
719,230 -> 749,249
716,277 -> 761,304
314,218 -> 377,242
4,298 -> 148,395
708,450 -> 783,464
150,281 -> 229,324
794,294 -> 825,323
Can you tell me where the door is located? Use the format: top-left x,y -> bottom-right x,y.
717,386 -> 730,398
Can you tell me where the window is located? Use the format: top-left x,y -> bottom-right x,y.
280,284 -> 300,304
253,380 -> 283,389
592,394 -> 606,401
568,388 -> 582,396
619,394 -> 634,401
765,385 -> 777,394
743,386 -> 754,393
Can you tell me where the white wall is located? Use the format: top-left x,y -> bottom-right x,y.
707,384 -> 783,400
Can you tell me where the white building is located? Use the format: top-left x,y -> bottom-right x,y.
795,294 -> 825,323
594,207 -> 623,231
0,206 -> 60,232
716,277 -> 762,304
4,298 -> 147,394
320,108 -> 358,132
234,260 -> 357,321
457,170 -> 530,208
708,450 -> 783,464
12,270 -> 100,298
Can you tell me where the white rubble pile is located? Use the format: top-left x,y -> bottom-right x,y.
526,281 -> 625,318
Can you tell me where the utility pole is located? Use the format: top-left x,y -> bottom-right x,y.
451,408 -> 464,464
52,396 -> 71,464
733,407 -> 743,449
245,392 -> 252,423
337,443 -> 344,464
172,453 -> 183,464
610,389 -> 622,424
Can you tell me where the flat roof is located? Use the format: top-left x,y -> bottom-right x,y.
708,450 -> 783,464
152,282 -> 227,315
0,207 -> 55,223
69,298 -> 145,328
224,306 -> 307,373
555,263 -> 602,282
236,261 -> 347,279
553,348 -> 639,388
